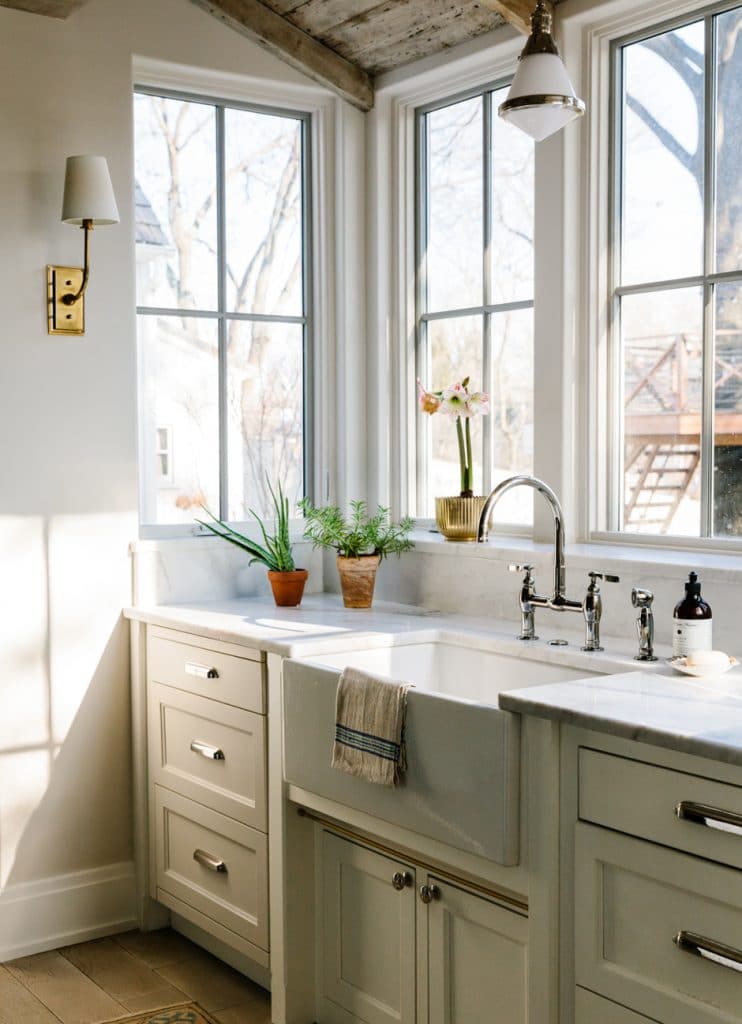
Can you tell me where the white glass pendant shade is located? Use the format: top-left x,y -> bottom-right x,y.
500,52 -> 585,141
61,155 -> 119,225
499,2 -> 585,142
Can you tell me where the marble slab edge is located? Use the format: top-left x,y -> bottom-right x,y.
499,675 -> 742,768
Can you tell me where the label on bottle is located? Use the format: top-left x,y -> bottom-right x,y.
673,618 -> 713,657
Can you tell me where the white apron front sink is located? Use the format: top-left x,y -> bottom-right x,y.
283,635 -> 603,865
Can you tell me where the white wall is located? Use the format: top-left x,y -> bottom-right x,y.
0,0 -> 325,958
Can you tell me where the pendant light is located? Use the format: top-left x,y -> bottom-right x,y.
499,1 -> 585,142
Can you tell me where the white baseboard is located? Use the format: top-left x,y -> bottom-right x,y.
0,861 -> 137,962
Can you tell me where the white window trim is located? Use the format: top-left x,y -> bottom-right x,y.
132,56 -> 359,539
571,0 -> 742,553
367,28 -> 524,523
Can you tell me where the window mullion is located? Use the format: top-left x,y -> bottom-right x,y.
216,104 -> 229,521
608,41 -> 625,532
701,12 -> 718,537
482,90 -> 493,497
415,111 -> 431,516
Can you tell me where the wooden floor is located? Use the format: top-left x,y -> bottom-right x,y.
0,928 -> 271,1024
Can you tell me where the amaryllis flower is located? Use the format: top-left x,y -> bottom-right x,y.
417,376 -> 489,496
468,390 -> 490,416
441,382 -> 473,418
417,378 -> 441,415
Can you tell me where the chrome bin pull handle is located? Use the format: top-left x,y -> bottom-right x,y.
190,740 -> 225,761
185,662 -> 219,680
193,849 -> 227,873
674,930 -> 742,974
675,800 -> 742,837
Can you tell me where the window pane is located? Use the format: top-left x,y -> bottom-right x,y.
134,95 -> 218,311
715,8 -> 742,274
714,280 -> 742,537
490,88 -> 534,304
225,109 -> 304,316
424,316 -> 484,512
425,98 -> 483,312
138,316 -> 220,525
490,308 -> 534,525
622,289 -> 702,536
226,320 -> 304,521
621,24 -> 705,285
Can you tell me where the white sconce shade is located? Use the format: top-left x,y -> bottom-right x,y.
499,2 -> 585,143
61,155 -> 119,225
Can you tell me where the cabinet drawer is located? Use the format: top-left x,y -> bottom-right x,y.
149,683 -> 266,831
147,629 -> 265,713
154,787 -> 268,951
575,822 -> 742,1024
579,748 -> 742,870
575,988 -> 658,1023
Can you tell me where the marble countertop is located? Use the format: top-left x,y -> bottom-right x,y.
124,594 -> 654,671
500,669 -> 742,767
125,595 -> 742,764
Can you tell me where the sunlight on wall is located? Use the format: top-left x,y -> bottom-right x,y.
0,513 -> 135,888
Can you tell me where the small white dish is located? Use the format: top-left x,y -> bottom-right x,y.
668,654 -> 739,678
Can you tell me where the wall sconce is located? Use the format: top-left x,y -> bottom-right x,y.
499,1 -> 585,142
47,155 -> 119,335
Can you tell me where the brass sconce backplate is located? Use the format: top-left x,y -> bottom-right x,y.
47,265 -> 85,335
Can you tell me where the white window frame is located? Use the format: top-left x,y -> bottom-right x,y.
132,57 -> 349,540
577,0 -> 742,552
369,33 -> 529,532
414,80 -> 535,520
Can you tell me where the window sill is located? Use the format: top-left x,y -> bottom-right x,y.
408,529 -> 742,583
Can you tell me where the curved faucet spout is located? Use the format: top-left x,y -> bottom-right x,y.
477,474 -> 566,602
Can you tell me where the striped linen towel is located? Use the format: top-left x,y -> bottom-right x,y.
331,666 -> 412,786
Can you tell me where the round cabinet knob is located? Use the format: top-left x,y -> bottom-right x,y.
392,871 -> 412,891
419,883 -> 441,904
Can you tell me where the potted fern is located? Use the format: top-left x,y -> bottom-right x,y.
196,481 -> 308,607
300,499 -> 414,608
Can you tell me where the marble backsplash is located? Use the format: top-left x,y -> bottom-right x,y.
131,535 -> 324,606
132,531 -> 742,658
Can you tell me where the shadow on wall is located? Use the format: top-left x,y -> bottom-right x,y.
0,514 -> 134,895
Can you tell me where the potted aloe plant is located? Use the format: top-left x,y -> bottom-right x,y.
196,481 -> 308,607
300,499 -> 414,608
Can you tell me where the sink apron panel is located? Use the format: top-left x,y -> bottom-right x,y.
282,659 -> 521,866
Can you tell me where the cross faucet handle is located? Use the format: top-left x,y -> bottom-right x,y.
509,563 -> 535,574
588,571 -> 620,585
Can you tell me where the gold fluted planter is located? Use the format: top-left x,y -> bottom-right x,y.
435,495 -> 487,542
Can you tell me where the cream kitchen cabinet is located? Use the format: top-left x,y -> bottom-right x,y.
145,625 -> 270,969
317,828 -> 528,1024
568,738 -> 742,1024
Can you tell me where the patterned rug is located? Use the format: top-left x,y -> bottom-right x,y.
105,1005 -> 219,1024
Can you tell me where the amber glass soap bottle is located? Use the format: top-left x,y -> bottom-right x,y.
672,571 -> 712,658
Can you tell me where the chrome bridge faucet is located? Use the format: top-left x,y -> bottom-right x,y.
478,475 -> 619,651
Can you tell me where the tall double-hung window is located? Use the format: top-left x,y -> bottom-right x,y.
134,89 -> 310,528
415,84 -> 535,525
612,4 -> 742,538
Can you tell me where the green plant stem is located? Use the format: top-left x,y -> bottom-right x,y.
465,417 -> 474,494
456,416 -> 468,495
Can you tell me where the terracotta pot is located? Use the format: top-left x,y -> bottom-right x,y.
267,568 -> 308,607
336,554 -> 380,609
435,495 -> 487,541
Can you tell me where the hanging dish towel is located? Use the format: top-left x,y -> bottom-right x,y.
332,666 -> 412,786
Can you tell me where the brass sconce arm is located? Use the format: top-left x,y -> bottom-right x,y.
60,218 -> 93,307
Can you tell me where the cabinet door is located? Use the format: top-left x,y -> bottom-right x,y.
319,831 -> 416,1024
427,876 -> 527,1024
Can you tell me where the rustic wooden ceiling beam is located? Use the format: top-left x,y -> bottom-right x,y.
190,0 -> 375,111
480,0 -> 553,37
0,0 -> 87,17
